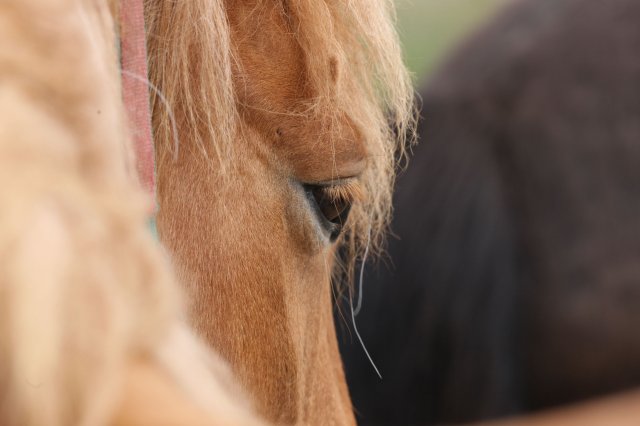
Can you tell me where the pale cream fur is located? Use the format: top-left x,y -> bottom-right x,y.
0,0 -> 262,424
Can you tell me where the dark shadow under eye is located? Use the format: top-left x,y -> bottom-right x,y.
303,184 -> 352,242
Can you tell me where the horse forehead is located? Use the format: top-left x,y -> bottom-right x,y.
273,117 -> 368,182
226,0 -> 292,37
226,0 -> 307,105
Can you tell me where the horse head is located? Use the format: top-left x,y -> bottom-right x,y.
145,0 -> 415,423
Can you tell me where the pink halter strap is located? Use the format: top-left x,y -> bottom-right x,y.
119,0 -> 156,199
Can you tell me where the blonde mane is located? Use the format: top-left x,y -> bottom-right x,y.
145,0 -> 417,286
146,0 -> 417,288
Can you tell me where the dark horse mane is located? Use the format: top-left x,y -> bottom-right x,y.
338,0 -> 640,424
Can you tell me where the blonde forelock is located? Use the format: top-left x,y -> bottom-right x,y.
145,0 -> 417,286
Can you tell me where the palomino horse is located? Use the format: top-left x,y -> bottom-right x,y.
144,0 -> 414,423
339,0 -> 640,424
1,0 -> 414,424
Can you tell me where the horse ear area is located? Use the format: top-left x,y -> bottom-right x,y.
112,359 -> 265,426
112,360 -> 214,425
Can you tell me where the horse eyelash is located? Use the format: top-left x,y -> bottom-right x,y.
318,179 -> 364,204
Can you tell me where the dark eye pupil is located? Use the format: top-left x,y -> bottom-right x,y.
304,184 -> 353,242
312,187 -> 350,223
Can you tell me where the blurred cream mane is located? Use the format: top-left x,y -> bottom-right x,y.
0,0 -> 260,424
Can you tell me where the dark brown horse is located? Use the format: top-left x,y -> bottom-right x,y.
338,0 -> 640,423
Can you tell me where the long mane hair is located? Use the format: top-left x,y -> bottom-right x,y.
144,0 -> 417,285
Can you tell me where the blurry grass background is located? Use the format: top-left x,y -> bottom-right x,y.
396,0 -> 509,84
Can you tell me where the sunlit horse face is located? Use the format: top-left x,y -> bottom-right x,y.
144,0 -> 403,423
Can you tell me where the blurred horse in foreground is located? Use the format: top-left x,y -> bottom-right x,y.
0,1 -> 262,424
339,0 -> 640,423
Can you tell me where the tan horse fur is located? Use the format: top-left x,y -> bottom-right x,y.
145,0 -> 414,423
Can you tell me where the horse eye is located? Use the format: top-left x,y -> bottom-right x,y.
304,183 -> 354,242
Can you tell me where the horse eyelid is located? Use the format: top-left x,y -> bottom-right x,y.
310,179 -> 364,204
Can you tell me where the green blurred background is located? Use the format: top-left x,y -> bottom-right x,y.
396,0 -> 509,84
